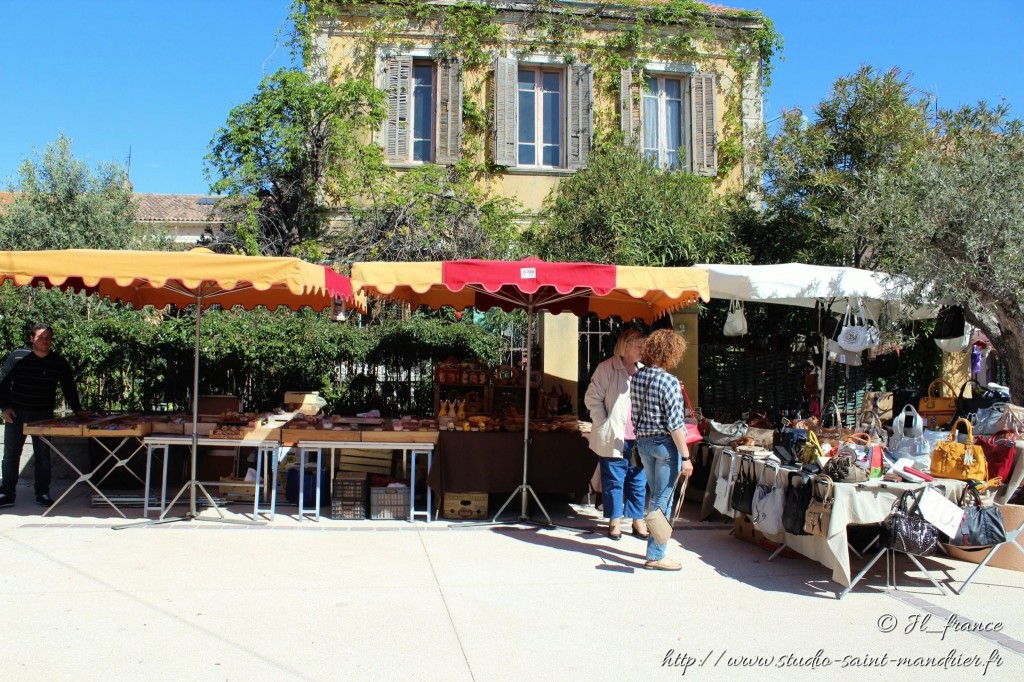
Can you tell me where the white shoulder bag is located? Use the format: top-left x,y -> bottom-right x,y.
723,299 -> 748,337
837,298 -> 880,353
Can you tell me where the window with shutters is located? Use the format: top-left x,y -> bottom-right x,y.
382,55 -> 462,165
621,68 -> 716,176
494,57 -> 592,170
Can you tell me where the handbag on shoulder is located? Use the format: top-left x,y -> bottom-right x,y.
930,418 -> 990,483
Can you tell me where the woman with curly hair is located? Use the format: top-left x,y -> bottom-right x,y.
583,328 -> 648,541
629,329 -> 694,571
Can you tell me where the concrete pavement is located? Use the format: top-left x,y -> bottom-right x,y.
1,481 -> 1022,681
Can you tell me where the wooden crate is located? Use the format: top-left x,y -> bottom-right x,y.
281,427 -> 362,444
24,420 -> 84,436
85,422 -> 152,438
361,430 -> 439,444
336,449 -> 395,476
150,420 -> 186,435
208,425 -> 281,442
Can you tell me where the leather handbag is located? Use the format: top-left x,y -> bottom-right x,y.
782,470 -> 813,535
713,452 -> 738,517
945,485 -> 1006,547
953,379 -> 1002,424
751,462 -> 785,536
723,299 -> 748,337
816,401 -> 849,442
889,405 -> 927,458
883,489 -> 940,556
930,418 -> 990,482
824,442 -> 870,483
803,475 -> 834,537
976,430 -> 1020,483
860,391 -> 894,425
707,419 -> 747,446
918,378 -> 958,429
729,455 -> 757,515
801,430 -> 824,466
974,402 -> 1010,435
680,385 -> 704,445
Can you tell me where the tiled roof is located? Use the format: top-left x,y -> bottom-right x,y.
575,1 -> 753,15
134,193 -> 228,222
0,191 -> 14,206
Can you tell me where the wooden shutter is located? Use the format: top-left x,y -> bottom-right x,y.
493,56 -> 518,167
384,56 -> 412,162
567,64 -> 593,169
691,72 -> 718,176
620,68 -> 643,145
435,57 -> 463,165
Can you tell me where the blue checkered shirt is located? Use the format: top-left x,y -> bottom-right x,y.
630,366 -> 685,438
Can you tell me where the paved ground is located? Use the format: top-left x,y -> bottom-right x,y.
1,479 -> 1023,681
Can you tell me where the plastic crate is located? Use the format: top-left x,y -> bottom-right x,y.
331,499 -> 366,520
370,486 -> 410,520
335,473 -> 368,501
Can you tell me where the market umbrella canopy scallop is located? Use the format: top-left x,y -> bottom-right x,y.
0,247 -> 354,312
351,257 -> 709,322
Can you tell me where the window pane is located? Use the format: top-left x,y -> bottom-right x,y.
542,71 -> 560,93
542,145 -> 560,167
518,69 -> 536,89
542,90 -> 560,145
645,76 -> 660,95
412,65 -> 434,162
664,78 -> 682,100
666,150 -> 680,170
643,92 -> 659,153
666,98 -> 682,153
519,90 -> 535,144
519,144 -> 535,165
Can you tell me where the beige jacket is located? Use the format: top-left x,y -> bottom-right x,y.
584,354 -> 640,459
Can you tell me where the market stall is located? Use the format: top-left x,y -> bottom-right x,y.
352,258 -> 710,523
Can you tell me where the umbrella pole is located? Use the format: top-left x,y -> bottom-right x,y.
189,300 -> 202,518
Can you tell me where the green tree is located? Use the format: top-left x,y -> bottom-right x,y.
838,102 -> 1024,399
761,66 -> 931,266
526,141 -> 746,266
205,68 -> 389,258
0,134 -> 142,250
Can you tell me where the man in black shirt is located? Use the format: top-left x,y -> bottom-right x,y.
0,323 -> 87,508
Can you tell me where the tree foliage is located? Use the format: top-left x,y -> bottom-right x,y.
761,66 -> 931,266
0,134 -> 148,251
839,102 -> 1024,399
525,141 -> 748,265
205,68 -> 388,258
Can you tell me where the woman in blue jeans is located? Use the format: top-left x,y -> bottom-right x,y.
629,329 -> 694,571
583,329 -> 648,540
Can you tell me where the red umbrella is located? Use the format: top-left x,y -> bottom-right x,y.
352,257 -> 709,524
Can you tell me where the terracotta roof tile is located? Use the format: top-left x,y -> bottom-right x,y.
134,193 -> 228,222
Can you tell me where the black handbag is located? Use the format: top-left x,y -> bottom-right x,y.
782,470 -> 813,535
773,426 -> 807,465
729,455 -> 756,515
953,379 -> 1002,425
882,489 -> 940,557
934,305 -> 966,339
945,486 -> 1007,547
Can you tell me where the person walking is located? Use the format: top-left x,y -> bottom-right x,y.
0,323 -> 87,508
584,328 -> 648,541
630,329 -> 694,571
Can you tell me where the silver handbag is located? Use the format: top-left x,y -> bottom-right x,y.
707,419 -> 748,445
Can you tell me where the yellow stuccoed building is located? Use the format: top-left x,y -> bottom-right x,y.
314,0 -> 772,402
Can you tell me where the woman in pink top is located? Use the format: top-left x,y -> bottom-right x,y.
584,329 -> 649,540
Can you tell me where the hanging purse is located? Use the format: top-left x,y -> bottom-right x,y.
751,462 -> 785,536
976,430 -> 1020,483
729,455 -> 757,515
930,418 -> 990,483
803,475 -> 834,537
918,378 -> 958,429
837,298 -> 880,353
782,470 -> 813,535
713,452 -> 739,517
680,385 -> 705,445
883,489 -> 940,556
723,299 -> 748,337
945,485 -> 1007,547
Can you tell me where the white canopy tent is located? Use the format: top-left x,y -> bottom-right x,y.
695,263 -> 937,414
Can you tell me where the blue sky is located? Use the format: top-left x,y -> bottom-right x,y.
1,0 -> 1022,195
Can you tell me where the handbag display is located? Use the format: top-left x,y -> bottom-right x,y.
976,430 -> 1020,483
933,305 -> 966,339
882,489 -> 940,556
729,455 -> 757,515
889,404 -> 927,459
803,475 -> 834,537
945,485 -> 1006,547
918,378 -> 958,429
836,298 -> 880,353
973,402 -> 1010,435
824,439 -> 870,483
953,379 -> 1002,424
859,391 -> 894,425
723,299 -> 748,337
994,403 -> 1024,435
707,419 -> 748,446
712,452 -> 738,517
827,337 -> 863,366
751,462 -> 785,536
930,418 -> 990,483
782,470 -> 813,535
816,401 -> 848,442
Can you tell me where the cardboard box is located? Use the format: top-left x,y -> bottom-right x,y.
942,504 -> 1024,572
443,492 -> 488,520
283,391 -> 325,416
732,513 -> 802,558
218,476 -> 256,502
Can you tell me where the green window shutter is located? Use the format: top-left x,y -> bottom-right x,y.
435,57 -> 463,165
384,56 -> 413,162
620,68 -> 643,144
567,63 -> 593,169
691,72 -> 718,177
493,56 -> 518,167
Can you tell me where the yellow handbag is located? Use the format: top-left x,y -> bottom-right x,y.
801,430 -> 824,466
918,378 -> 957,429
930,418 -> 988,482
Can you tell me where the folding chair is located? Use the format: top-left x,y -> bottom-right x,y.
956,507 -> 1024,594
